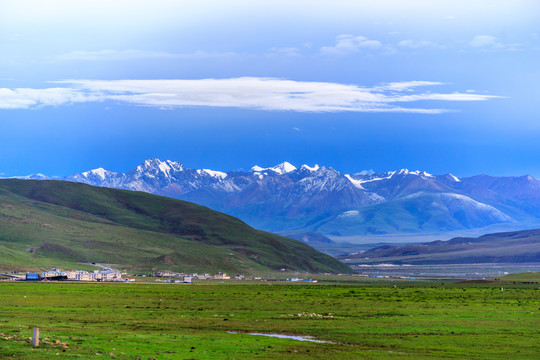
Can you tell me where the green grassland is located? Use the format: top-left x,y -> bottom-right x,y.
0,179 -> 350,274
0,281 -> 538,359
497,272 -> 540,283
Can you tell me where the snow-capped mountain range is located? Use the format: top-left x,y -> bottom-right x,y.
19,158 -> 540,237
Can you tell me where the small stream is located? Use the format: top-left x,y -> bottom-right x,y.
227,331 -> 333,343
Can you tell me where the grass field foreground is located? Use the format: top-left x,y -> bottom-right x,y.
0,281 -> 538,359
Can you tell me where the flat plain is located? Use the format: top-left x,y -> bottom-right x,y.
0,279 -> 539,359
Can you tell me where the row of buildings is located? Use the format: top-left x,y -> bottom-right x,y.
26,268 -> 127,282
145,272 -> 236,280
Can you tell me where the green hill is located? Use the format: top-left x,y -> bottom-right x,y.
0,179 -> 352,274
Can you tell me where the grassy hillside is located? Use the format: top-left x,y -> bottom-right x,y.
339,228 -> 540,265
0,179 -> 352,274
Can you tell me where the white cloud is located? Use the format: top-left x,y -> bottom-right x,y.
393,92 -> 501,102
374,81 -> 443,92
0,87 -> 101,109
469,35 -> 502,48
320,35 -> 382,56
0,77 -> 501,113
468,35 -> 525,52
321,35 -> 444,56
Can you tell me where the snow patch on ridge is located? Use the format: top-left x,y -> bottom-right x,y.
300,164 -> 320,172
250,165 -> 265,172
345,174 -> 366,190
352,169 -> 434,184
338,210 -> 360,219
157,161 -> 173,175
197,169 -> 227,179
350,172 -> 395,184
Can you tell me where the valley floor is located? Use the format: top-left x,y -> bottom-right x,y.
0,280 -> 538,359
349,263 -> 540,279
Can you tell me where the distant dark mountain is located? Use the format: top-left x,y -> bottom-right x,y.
458,175 -> 540,218
0,179 -> 352,274
338,228 -> 540,265
23,159 -> 540,238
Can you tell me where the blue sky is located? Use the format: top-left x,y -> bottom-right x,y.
1,0 -> 539,177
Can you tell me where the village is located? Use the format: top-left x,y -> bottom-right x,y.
0,268 -> 130,282
1,268 -> 325,283
0,268 -> 253,283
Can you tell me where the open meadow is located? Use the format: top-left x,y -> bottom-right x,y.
0,280 -> 538,359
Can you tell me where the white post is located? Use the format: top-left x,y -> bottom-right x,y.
32,328 -> 40,347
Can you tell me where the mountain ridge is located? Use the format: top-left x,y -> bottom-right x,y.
10,159 -> 540,238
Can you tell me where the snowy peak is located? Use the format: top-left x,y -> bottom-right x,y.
130,159 -> 185,180
138,158 -> 184,172
163,159 -> 184,172
75,167 -> 122,181
250,162 -> 297,175
391,169 -> 434,178
83,167 -> 109,180
272,162 -> 297,174
141,158 -> 162,168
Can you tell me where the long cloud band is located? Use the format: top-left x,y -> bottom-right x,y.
0,77 -> 501,113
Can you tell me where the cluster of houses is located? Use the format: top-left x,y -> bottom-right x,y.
145,272 -> 243,281
1,268 -> 348,283
24,268 -> 130,282
5,269 -> 256,283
